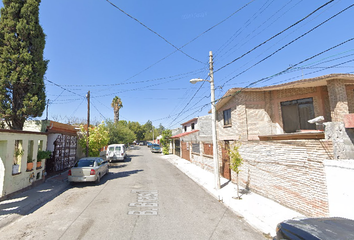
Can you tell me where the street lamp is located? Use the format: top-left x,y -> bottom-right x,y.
190,51 -> 220,190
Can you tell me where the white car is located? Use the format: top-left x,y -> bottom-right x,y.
106,144 -> 127,162
68,157 -> 109,184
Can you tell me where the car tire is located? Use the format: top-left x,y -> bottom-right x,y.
95,174 -> 101,184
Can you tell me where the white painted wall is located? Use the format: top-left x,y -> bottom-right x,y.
324,160 -> 354,219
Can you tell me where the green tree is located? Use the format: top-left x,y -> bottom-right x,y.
106,120 -> 136,145
229,142 -> 244,199
0,0 -> 48,130
111,96 -> 123,123
160,129 -> 172,155
127,121 -> 145,141
78,122 -> 109,157
157,123 -> 165,135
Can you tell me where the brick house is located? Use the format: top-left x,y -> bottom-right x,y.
214,73 -> 354,218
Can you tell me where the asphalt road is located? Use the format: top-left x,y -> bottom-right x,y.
0,146 -> 265,240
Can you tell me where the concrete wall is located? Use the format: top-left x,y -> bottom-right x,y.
324,160 -> 354,219
324,122 -> 354,159
0,131 -> 47,198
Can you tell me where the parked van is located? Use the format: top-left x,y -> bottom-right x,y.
106,144 -> 126,162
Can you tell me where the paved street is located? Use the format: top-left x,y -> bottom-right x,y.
0,146 -> 265,240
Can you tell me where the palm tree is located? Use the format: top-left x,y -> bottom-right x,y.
111,96 -> 123,123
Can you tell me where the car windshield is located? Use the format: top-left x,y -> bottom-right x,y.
152,144 -> 160,148
75,160 -> 95,167
108,147 -> 114,151
115,146 -> 121,151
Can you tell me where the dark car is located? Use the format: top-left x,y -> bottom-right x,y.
274,217 -> 354,240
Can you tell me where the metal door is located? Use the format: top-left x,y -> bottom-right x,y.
181,142 -> 190,161
174,140 -> 180,157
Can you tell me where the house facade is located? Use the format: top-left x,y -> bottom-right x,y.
171,115 -> 214,171
214,73 -> 354,218
23,120 -> 79,174
0,129 -> 47,199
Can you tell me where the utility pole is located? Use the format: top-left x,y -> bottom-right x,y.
209,51 -> 220,190
86,91 -> 90,157
189,51 -> 220,190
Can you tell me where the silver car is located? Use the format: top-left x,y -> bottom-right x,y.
68,157 -> 109,184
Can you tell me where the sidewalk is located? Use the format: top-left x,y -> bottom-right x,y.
161,154 -> 304,237
0,171 -> 69,229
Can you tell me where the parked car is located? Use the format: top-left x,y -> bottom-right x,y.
151,144 -> 162,153
68,157 -> 109,184
106,144 -> 126,162
147,142 -> 152,148
274,217 -> 354,240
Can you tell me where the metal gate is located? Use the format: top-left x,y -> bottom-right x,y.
181,142 -> 190,161
174,140 -> 180,157
221,141 -> 231,180
47,134 -> 77,173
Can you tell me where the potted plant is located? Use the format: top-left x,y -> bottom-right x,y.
13,148 -> 24,174
27,155 -> 34,171
37,150 -> 51,168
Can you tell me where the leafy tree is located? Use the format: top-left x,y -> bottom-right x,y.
0,0 -> 48,130
157,123 -> 165,135
127,121 -> 145,141
160,129 -> 172,155
78,122 -> 109,157
111,96 -> 123,123
229,142 -> 244,199
106,120 -> 136,145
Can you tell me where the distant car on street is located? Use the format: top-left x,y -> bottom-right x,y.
274,217 -> 354,240
147,142 -> 152,148
151,144 -> 162,153
68,157 -> 109,184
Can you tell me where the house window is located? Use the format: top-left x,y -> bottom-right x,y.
223,109 -> 231,126
281,97 -> 316,133
184,126 -> 187,132
191,123 -> 195,130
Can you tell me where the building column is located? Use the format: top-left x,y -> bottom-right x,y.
327,79 -> 349,122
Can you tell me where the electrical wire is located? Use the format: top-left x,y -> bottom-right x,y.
104,0 -> 254,84
105,0 -> 203,64
219,3 -> 354,88
214,0 -> 335,73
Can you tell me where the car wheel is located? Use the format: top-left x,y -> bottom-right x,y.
95,174 -> 101,184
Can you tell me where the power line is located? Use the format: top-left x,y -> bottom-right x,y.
217,38 -> 354,103
215,0 -> 304,62
104,0 -> 254,84
105,0 -> 203,64
219,3 -> 354,88
215,0 -> 335,73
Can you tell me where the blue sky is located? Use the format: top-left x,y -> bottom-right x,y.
1,0 -> 353,129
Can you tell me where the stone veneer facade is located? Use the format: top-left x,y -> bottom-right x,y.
214,74 -> 354,217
